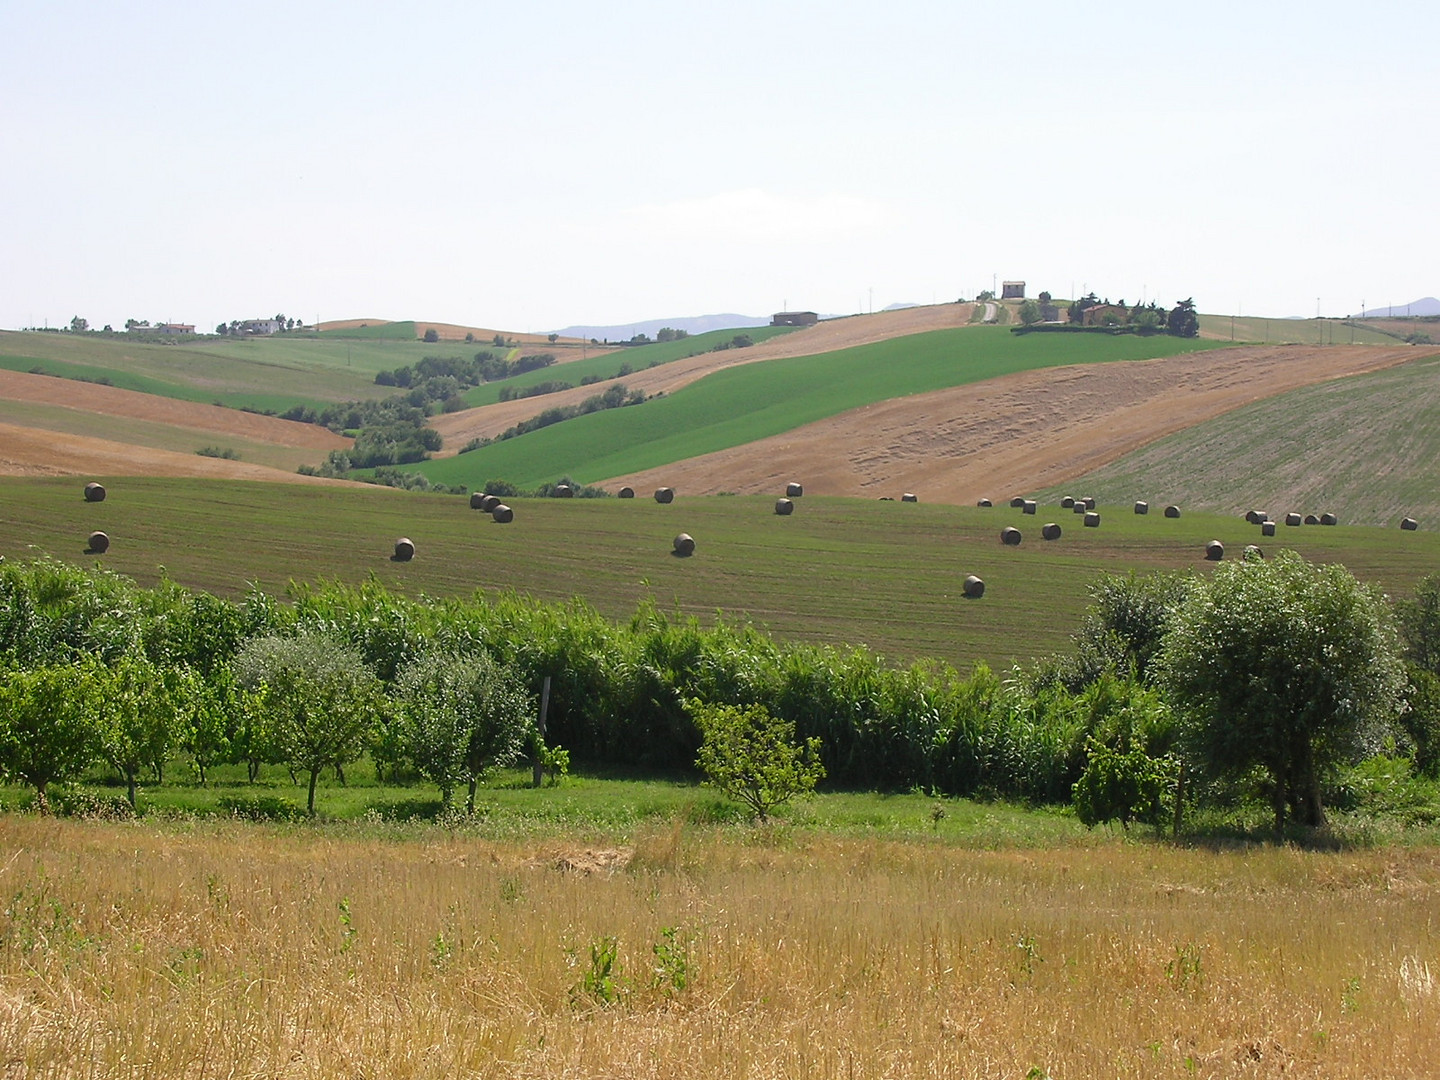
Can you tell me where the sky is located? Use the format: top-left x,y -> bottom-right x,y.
3,0 -> 1436,334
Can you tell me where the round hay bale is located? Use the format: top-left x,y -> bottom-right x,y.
492,504 -> 514,524
1164,505 -> 1181,519
618,486 -> 635,499
393,537 -> 415,562
673,532 -> 695,556
1320,512 -> 1338,526
1041,522 -> 1062,541
1061,496 -> 1076,508
479,494 -> 501,512
1261,521 -> 1276,537
962,575 -> 985,599
469,492 -> 487,510
785,482 -> 804,498
1072,502 -> 1087,514
1009,497 -> 1026,508
1134,501 -> 1149,515
654,487 -> 675,504
553,484 -> 574,499
1082,497 -> 1096,510
976,498 -> 992,507
86,531 -> 109,554
1401,517 -> 1419,531
1205,540 -> 1224,561
1083,511 -> 1100,528
1000,526 -> 1022,546
83,482 -> 106,503
1244,544 -> 1265,561
774,498 -> 794,516
1245,509 -> 1265,525
1022,500 -> 1037,515
901,493 -> 918,503
1285,513 -> 1302,526
1304,514 -> 1320,525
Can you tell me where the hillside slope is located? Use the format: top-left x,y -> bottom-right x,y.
604,345 -> 1418,503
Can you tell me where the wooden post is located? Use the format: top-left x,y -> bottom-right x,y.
532,675 -> 551,788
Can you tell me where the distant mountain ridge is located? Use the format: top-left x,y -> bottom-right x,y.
554,313 -> 770,341
1360,297 -> 1440,318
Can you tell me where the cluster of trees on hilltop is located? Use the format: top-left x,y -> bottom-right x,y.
374,351 -> 557,391
1034,294 -> 1199,336
1,554 -> 1436,833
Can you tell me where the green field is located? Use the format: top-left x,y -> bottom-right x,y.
3,476 -> 1434,671
1036,351 -> 1440,525
458,326 -> 798,407
420,328 -> 1225,489
318,320 -> 419,340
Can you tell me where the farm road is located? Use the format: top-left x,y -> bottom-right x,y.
603,345 -> 1418,504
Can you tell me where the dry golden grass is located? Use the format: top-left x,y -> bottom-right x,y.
1,816 -> 1437,1078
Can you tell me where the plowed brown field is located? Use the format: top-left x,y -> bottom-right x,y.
603,345 -> 1417,503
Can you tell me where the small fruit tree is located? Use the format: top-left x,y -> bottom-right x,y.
691,701 -> 825,822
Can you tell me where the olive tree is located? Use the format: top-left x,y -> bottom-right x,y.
1157,550 -> 1405,830
234,633 -> 382,814
395,650 -> 533,812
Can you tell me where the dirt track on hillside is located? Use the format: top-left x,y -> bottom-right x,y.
431,304 -> 979,448
0,370 -> 350,449
0,422 -> 354,484
601,345 -> 1419,504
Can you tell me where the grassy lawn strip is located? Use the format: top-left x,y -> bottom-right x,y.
419,327 -> 1223,488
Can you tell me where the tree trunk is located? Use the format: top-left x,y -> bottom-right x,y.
467,775 -> 478,815
308,767 -> 320,815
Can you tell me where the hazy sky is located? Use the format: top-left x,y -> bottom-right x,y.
3,0 -> 1435,333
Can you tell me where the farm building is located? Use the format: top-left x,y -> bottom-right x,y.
1001,281 -> 1026,299
155,323 -> 195,335
1082,304 -> 1130,327
239,319 -> 282,336
771,311 -> 819,327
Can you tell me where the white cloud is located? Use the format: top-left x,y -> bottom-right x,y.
622,189 -> 892,245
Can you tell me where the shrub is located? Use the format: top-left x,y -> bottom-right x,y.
692,700 -> 824,822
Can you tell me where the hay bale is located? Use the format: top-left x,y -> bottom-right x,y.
618,486 -> 635,499
83,482 -> 106,503
673,532 -> 695,556
393,537 -> 415,562
1134,501 -> 1149,515
1061,496 -> 1076,508
1244,544 -> 1265,560
1164,505 -> 1181,518
1010,497 -> 1026,508
469,492 -> 487,510
1401,517 -> 1419,531
1205,540 -> 1224,561
1082,497 -> 1096,510
1073,502 -> 1087,514
1041,522 -> 1062,541
976,498 -> 992,507
86,531 -> 109,554
1285,513 -> 1302,526
1022,500 -> 1037,515
962,575 -> 985,599
492,504 -> 514,523
1245,509 -> 1265,525
1083,511 -> 1100,528
1001,526 -> 1022,546
1320,512 -> 1338,526
775,498 -> 794,516
554,484 -> 574,499
901,493 -> 918,503
479,494 -> 501,512
1261,521 -> 1276,537
1304,514 -> 1320,525
786,482 -> 804,497
654,487 -> 675,504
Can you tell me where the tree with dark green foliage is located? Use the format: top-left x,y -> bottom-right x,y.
1157,550 -> 1405,830
1166,298 -> 1199,337
1018,300 -> 1042,326
692,700 -> 825,822
233,633 -> 382,813
95,650 -> 195,807
396,650 -> 534,811
1395,574 -> 1440,776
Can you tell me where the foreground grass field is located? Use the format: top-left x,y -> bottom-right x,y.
2,476 -> 1435,670
419,328 -> 1224,490
3,813 -> 1437,1078
1037,352 -> 1440,525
